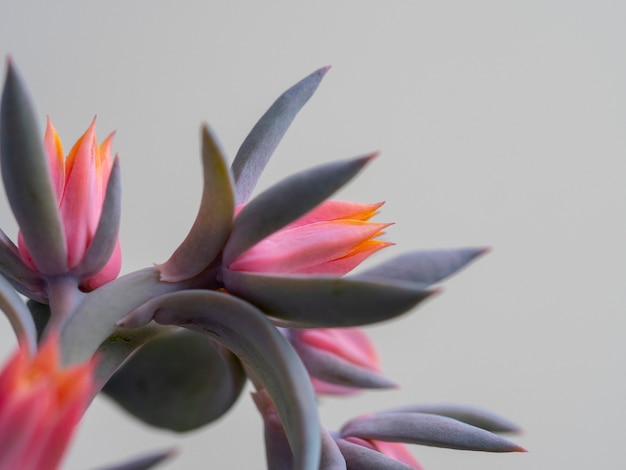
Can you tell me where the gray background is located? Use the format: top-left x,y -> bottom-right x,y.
0,1 -> 624,469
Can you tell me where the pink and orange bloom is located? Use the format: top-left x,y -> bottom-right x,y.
0,337 -> 94,470
17,118 -> 121,290
230,200 -> 392,275
293,327 -> 386,395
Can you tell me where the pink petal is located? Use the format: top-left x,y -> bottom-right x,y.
230,220 -> 390,274
43,118 -> 65,200
81,240 -> 122,290
287,200 -> 384,228
58,119 -> 99,267
299,328 -> 381,370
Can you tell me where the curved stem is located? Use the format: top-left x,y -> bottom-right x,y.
44,274 -> 84,337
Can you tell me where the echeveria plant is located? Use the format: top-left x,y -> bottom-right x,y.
0,59 -> 525,469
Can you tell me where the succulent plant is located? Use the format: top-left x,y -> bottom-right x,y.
0,59 -> 524,469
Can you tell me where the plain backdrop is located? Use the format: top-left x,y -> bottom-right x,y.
0,1 -> 625,469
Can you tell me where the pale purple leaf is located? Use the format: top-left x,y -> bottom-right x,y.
0,272 -> 36,354
222,269 -> 436,327
91,448 -> 176,470
382,403 -> 521,433
0,60 -> 67,273
145,290 -> 321,470
223,153 -> 376,266
157,125 -> 234,282
232,66 -> 330,204
335,439 -> 414,470
74,157 -> 121,280
353,248 -> 488,287
340,413 -> 526,452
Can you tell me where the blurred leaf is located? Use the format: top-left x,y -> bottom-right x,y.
223,269 -> 435,327
0,229 -> 45,301
91,448 -> 176,470
157,126 -> 234,282
26,299 -> 49,342
341,413 -> 526,452
353,248 -> 488,287
223,153 -> 376,266
231,66 -> 329,204
0,273 -> 36,353
103,329 -> 246,432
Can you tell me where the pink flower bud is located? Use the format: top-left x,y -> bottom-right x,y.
0,335 -> 94,470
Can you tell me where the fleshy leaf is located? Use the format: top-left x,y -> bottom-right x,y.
353,248 -> 489,287
293,339 -> 396,390
92,449 -> 176,470
103,329 -> 246,432
0,272 -> 36,354
73,157 -> 121,281
381,403 -> 521,433
145,290 -> 321,470
222,269 -> 436,327
340,413 -> 526,452
252,389 -> 295,470
231,66 -> 330,204
157,125 -> 234,282
320,429 -> 348,470
335,439 -> 414,470
92,323 -> 170,393
223,153 -> 376,265
0,60 -> 67,274
59,268 -> 185,365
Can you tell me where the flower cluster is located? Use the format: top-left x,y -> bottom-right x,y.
0,60 -> 524,469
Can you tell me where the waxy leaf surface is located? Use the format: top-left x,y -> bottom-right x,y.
231,66 -> 329,204
223,269 -> 435,327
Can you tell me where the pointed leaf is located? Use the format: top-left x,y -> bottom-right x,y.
0,60 -> 67,273
59,268 -> 186,365
293,340 -> 396,390
92,449 -> 176,470
381,404 -> 521,433
157,125 -> 234,282
340,413 -> 526,452
354,248 -> 489,287
223,269 -> 436,327
223,153 -> 376,265
74,157 -> 122,280
103,329 -> 246,432
231,66 -> 330,204
335,439 -> 414,470
145,290 -> 321,470
0,272 -> 36,354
